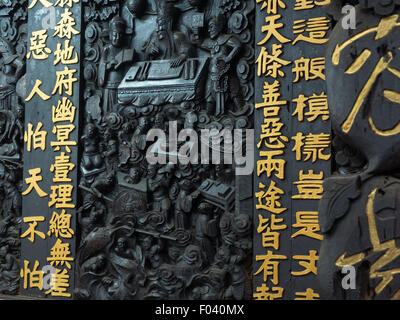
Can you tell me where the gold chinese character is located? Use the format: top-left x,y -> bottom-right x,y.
293,17 -> 331,45
292,132 -> 331,162
292,170 -> 324,200
24,122 -> 47,152
20,260 -> 44,290
334,188 -> 400,297
48,210 -> 74,238
258,14 -> 291,46
28,0 -> 53,9
292,92 -> 330,122
292,57 -> 325,82
25,79 -> 51,102
255,251 -> 287,284
257,150 -> 286,180
258,117 -> 288,150
27,30 -> 52,60
256,44 -> 291,78
292,250 -> 319,276
54,0 -> 79,8
256,180 -> 287,214
54,39 -> 78,65
53,8 -> 80,39
256,0 -> 286,14
45,268 -> 71,297
48,184 -> 74,209
50,152 -> 75,183
47,239 -> 74,269
253,284 -> 284,300
292,211 -> 323,240
52,66 -> 78,96
294,0 -> 331,11
52,97 -> 76,123
21,216 -> 46,243
331,14 -> 400,135
22,168 -> 48,197
258,214 -> 287,250
295,288 -> 320,300
51,124 -> 77,153
256,80 -> 287,109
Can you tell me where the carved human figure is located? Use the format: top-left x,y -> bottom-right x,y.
125,166 -> 142,185
98,16 -> 135,114
0,38 -> 24,110
201,16 -> 242,116
174,179 -> 199,229
102,129 -> 118,169
147,163 -> 172,218
119,117 -> 148,168
81,253 -> 108,275
142,0 -> 193,67
195,202 -> 218,264
78,194 -> 106,242
91,172 -> 115,199
130,116 -> 149,155
81,123 -> 103,172
139,235 -> 163,269
0,164 -> 21,218
153,112 -> 166,130
0,110 -> 21,158
0,245 -> 19,295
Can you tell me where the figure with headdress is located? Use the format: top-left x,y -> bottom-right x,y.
142,0 -> 193,68
200,16 -> 242,116
98,16 -> 135,115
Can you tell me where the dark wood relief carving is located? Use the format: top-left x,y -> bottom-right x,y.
0,0 -> 26,295
75,0 -> 254,300
318,0 -> 400,300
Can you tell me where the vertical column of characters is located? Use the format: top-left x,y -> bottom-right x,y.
289,0 -> 331,300
253,0 -> 293,300
20,0 -> 80,298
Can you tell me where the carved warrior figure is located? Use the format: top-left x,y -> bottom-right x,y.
98,16 -> 135,114
0,38 -> 24,110
201,16 -> 242,116
318,1 -> 400,300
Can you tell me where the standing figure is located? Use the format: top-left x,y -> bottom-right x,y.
0,110 -> 21,158
201,16 -> 242,116
98,17 -> 135,114
102,129 -> 118,170
175,179 -> 199,229
195,202 -> 218,264
0,245 -> 19,295
147,164 -> 172,219
0,38 -> 24,111
0,164 -> 21,218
